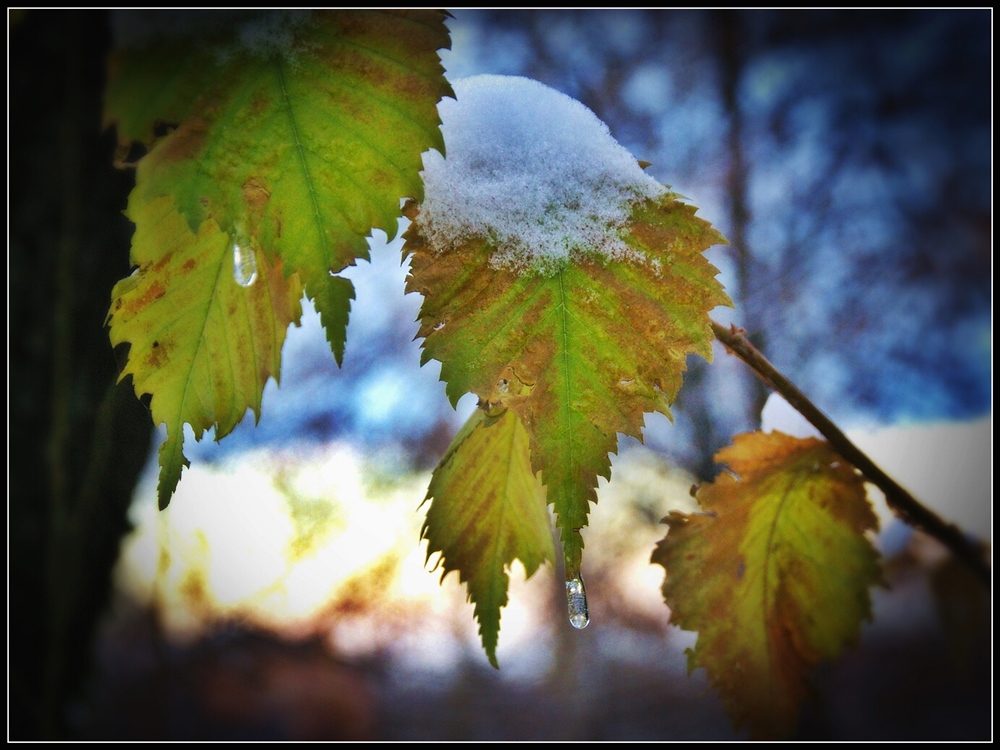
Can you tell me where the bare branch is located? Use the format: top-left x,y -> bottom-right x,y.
712,319 -> 990,586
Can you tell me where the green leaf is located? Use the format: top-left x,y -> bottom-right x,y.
651,431 -> 884,738
105,9 -> 452,362
108,195 -> 303,508
406,194 -> 730,575
422,405 -> 554,668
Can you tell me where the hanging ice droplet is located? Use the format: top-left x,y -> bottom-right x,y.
232,239 -> 258,287
565,573 -> 590,629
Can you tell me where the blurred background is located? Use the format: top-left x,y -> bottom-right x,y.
8,9 -> 991,740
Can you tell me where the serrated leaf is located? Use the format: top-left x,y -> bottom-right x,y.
105,10 -> 452,362
406,194 -> 730,574
108,195 -> 303,508
422,405 -> 554,668
651,431 -> 884,738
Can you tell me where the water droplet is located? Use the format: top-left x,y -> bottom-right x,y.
565,573 -> 590,629
232,239 -> 258,287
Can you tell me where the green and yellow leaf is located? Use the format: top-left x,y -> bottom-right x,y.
406,195 -> 730,575
105,11 -> 451,508
422,404 -> 554,667
105,10 -> 452,362
651,431 -> 884,738
108,195 -> 303,508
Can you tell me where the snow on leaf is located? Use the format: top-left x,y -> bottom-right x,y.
418,75 -> 668,274
422,404 -> 554,668
108,195 -> 303,509
651,431 -> 884,739
105,9 -> 452,362
406,76 -> 729,575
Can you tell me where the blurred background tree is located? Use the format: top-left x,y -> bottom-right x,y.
9,10 -> 153,738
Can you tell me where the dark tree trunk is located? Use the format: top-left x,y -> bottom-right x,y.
9,10 -> 153,738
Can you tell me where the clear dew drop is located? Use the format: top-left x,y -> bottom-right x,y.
565,573 -> 590,630
232,239 -> 258,287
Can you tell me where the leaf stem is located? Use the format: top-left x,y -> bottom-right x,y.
711,320 -> 990,586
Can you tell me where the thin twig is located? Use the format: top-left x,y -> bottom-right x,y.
711,320 -> 990,586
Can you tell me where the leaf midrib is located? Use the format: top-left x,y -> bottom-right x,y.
760,469 -> 805,708
274,60 -> 329,263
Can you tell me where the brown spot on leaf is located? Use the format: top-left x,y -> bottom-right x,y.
147,342 -> 167,369
243,177 -> 271,212
130,280 -> 167,310
248,92 -> 271,116
146,118 -> 208,167
401,198 -> 420,221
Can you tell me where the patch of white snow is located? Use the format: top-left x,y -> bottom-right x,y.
419,75 -> 667,273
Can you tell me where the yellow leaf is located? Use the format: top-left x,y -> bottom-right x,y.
651,431 -> 884,738
108,195 -> 303,508
422,405 -> 554,668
